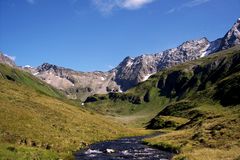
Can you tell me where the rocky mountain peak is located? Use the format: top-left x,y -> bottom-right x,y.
20,19 -> 240,100
218,18 -> 240,50
37,63 -> 58,72
178,37 -> 209,51
117,56 -> 134,69
0,53 -> 16,67
113,37 -> 212,91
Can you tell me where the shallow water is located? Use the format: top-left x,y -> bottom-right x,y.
74,134 -> 173,160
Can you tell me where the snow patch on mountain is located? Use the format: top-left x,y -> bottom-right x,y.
142,73 -> 154,81
126,61 -> 133,67
33,72 -> 39,76
200,44 -> 211,57
24,65 -> 32,68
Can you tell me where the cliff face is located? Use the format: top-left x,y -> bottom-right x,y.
218,18 -> 240,50
114,38 -> 212,91
32,63 -> 119,100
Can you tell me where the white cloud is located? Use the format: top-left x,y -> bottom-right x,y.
4,54 -> 16,61
26,0 -> 36,4
92,0 -> 155,14
166,0 -> 211,14
122,0 -> 154,9
183,0 -> 210,7
166,8 -> 176,14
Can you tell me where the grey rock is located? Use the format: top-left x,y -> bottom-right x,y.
114,37 -> 212,91
28,63 -> 119,100
0,53 -> 16,67
218,18 -> 240,50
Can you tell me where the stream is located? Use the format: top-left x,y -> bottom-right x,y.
74,134 -> 173,160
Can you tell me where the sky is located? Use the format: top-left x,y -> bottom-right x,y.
0,0 -> 239,72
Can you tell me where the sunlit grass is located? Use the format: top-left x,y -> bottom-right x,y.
144,103 -> 240,160
0,65 -> 146,159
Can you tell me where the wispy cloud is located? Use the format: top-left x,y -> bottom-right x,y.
166,8 -> 176,14
166,0 -> 211,14
184,0 -> 211,7
107,64 -> 114,69
26,0 -> 36,5
4,54 -> 16,61
122,0 -> 155,9
92,0 -> 155,14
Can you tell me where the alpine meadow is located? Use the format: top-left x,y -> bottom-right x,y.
0,0 -> 240,159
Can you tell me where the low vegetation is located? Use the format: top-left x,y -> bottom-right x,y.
0,63 -> 63,99
0,64 -> 148,159
84,87 -> 170,127
144,102 -> 240,160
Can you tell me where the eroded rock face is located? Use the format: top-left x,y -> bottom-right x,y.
0,53 -> 16,67
114,38 -> 212,91
218,19 -> 240,50
30,63 -> 119,100
112,19 -> 240,91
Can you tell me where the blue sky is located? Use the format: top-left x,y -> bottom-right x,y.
0,0 -> 239,71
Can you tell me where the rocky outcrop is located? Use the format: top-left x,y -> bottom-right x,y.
218,18 -> 240,51
29,63 -> 119,100
0,53 -> 16,67
114,37 -> 212,91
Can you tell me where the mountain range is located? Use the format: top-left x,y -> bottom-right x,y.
1,19 -> 240,100
0,18 -> 240,160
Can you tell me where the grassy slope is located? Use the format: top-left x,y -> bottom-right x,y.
142,46 -> 240,160
0,64 -> 146,159
0,64 -> 64,99
144,102 -> 240,160
85,46 -> 240,159
84,87 -> 170,127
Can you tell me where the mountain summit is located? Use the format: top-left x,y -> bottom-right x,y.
113,37 -> 212,91
218,18 -> 240,50
113,19 -> 240,91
